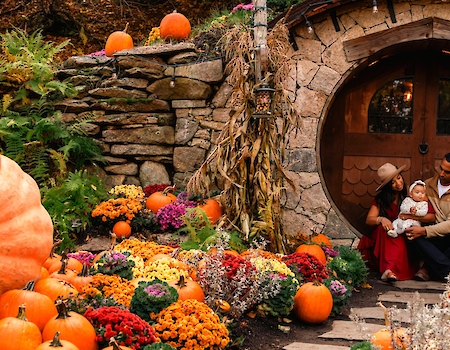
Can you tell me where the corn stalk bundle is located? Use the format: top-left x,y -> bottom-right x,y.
187,21 -> 300,253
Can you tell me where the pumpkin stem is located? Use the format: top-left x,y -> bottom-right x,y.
55,300 -> 71,320
176,275 -> 187,288
16,304 -> 28,321
23,280 -> 36,291
109,232 -> 117,250
109,337 -> 123,350
377,301 -> 390,327
57,258 -> 68,274
162,185 -> 176,195
49,331 -> 64,346
80,263 -> 90,277
50,239 -> 63,257
123,23 -> 129,33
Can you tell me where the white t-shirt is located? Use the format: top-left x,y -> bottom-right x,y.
438,180 -> 450,198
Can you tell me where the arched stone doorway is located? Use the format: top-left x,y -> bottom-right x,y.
320,43 -> 450,236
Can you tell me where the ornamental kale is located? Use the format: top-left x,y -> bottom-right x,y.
130,279 -> 179,322
327,245 -> 368,287
92,251 -> 135,280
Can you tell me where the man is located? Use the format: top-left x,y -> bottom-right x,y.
405,153 -> 450,281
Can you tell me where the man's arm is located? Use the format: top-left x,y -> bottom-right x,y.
406,220 -> 450,239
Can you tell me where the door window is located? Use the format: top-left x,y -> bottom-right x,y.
368,77 -> 414,134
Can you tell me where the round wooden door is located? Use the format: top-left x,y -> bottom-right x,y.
321,50 -> 450,236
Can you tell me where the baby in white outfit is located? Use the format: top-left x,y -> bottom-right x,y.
387,180 -> 428,238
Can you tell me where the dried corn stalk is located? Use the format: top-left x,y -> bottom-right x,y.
187,21 -> 300,253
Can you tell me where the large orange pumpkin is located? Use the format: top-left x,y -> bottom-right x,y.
105,23 -> 134,57
36,331 -> 80,350
295,244 -> 327,264
293,281 -> 333,324
42,301 -> 98,350
198,198 -> 223,224
0,281 -> 57,331
0,155 -> 53,296
160,11 -> 191,40
35,278 -> 79,302
0,304 -> 42,349
311,233 -> 332,249
145,186 -> 177,213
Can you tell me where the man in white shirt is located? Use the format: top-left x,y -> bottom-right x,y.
405,153 -> 450,281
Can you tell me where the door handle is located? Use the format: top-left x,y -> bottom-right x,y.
419,139 -> 429,154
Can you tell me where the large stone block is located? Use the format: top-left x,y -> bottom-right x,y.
147,78 -> 213,100
102,125 -> 175,144
173,147 -> 206,172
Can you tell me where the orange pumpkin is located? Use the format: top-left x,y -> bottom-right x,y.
198,198 -> 223,224
39,266 -> 50,280
168,275 -> 205,302
49,259 -> 79,284
70,264 -> 93,291
295,244 -> 327,264
160,11 -> 191,40
42,301 -> 98,350
35,278 -> 79,302
0,304 -> 42,349
101,337 -> 133,350
105,23 -> 134,57
36,331 -> 80,350
293,281 -> 333,324
48,256 -> 83,275
145,186 -> 177,213
371,302 -> 408,350
0,155 -> 53,296
0,281 -> 57,331
311,233 -> 332,248
112,221 -> 132,239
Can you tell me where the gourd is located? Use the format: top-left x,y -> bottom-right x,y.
0,304 -> 42,349
370,302 -> 408,350
112,220 -> 132,239
159,11 -> 191,40
36,331 -> 80,350
0,281 -> 57,331
145,186 -> 177,213
0,155 -> 53,296
168,275 -> 205,302
293,281 -> 333,324
42,301 -> 99,350
198,198 -> 223,224
295,244 -> 327,264
105,23 -> 134,57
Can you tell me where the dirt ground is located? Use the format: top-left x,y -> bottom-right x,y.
234,272 -> 398,350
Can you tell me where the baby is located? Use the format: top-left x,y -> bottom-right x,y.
387,180 -> 428,238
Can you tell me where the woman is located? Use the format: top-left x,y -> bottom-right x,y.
357,163 -> 435,282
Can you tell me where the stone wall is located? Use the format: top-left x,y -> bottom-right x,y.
55,0 -> 448,242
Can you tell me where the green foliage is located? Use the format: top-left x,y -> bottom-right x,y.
327,245 -> 369,288
259,274 -> 298,317
0,28 -> 76,105
41,169 -> 108,252
130,280 -> 179,322
177,208 -> 247,252
350,341 -> 373,350
142,343 -> 177,350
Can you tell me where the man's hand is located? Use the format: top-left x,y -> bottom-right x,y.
405,226 -> 426,240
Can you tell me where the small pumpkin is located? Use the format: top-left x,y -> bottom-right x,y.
198,198 -> 223,224
42,301 -> 99,350
293,281 -> 333,324
49,259 -> 79,284
101,337 -> 133,350
70,264 -> 93,291
168,275 -> 205,302
311,233 -> 332,248
0,304 -> 42,349
295,244 -> 327,264
145,186 -> 177,213
159,11 -> 191,40
370,302 -> 408,350
105,23 -> 134,57
0,155 -> 53,296
36,331 -> 80,350
48,253 -> 83,275
34,278 -> 79,302
112,221 -> 132,239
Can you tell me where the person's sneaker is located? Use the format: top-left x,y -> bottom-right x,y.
414,268 -> 430,281
387,229 -> 398,238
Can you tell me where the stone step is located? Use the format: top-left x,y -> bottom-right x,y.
351,307 -> 410,323
283,342 -> 350,350
377,290 -> 441,305
391,279 -> 447,291
319,320 -> 384,341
